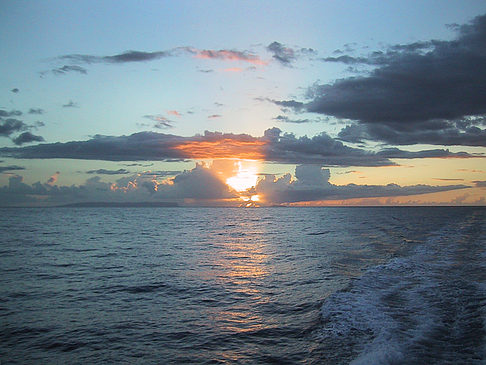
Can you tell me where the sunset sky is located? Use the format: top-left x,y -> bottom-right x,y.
1,0 -> 485,206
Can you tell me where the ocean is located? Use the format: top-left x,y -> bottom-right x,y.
1,207 -> 485,364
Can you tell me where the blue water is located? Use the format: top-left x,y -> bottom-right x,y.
0,207 -> 485,364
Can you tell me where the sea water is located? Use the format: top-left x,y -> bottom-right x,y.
0,207 -> 485,364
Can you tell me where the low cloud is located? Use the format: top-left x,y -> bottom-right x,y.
0,163 -> 236,207
255,165 -> 468,204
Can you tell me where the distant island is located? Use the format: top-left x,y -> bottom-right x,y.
59,202 -> 179,208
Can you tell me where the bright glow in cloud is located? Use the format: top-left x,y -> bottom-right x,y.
226,161 -> 260,192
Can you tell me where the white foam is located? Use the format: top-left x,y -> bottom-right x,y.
320,211 -> 486,364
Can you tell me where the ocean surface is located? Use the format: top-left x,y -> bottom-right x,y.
1,206 -> 485,364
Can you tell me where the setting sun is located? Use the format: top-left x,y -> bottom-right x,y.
226,161 -> 260,192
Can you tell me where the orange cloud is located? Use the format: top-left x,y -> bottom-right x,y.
167,110 -> 181,117
171,139 -> 267,160
195,49 -> 267,65
223,67 -> 243,72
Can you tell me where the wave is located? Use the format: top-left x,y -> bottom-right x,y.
320,210 -> 486,364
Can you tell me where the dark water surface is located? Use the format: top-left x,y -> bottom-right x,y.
1,207 -> 485,364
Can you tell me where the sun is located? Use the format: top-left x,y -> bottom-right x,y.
226,160 -> 260,192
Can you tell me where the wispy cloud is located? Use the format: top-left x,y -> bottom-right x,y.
194,49 -> 266,65
62,100 -> 79,108
143,115 -> 174,129
86,168 -> 130,175
28,108 -> 44,115
0,165 -> 25,173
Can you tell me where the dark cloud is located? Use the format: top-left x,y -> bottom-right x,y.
51,65 -> 88,75
59,50 -> 173,64
267,41 -> 316,66
11,88 -> 19,93
255,165 -> 467,204
28,108 -> 44,115
86,168 -> 130,175
269,99 -> 305,112
274,115 -> 310,124
287,14 -> 486,147
62,100 -> 79,108
12,132 -> 45,146
0,118 -> 29,136
0,109 -> 22,117
0,165 -> 25,173
376,147 -> 475,159
473,180 -> 486,187
338,122 -> 486,146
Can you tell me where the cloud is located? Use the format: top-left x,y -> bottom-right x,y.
0,163 -> 237,207
51,65 -> 88,75
0,110 -> 22,118
47,171 -> 60,186
255,165 -> 468,204
12,132 -> 45,146
0,165 -> 25,173
59,50 -> 174,64
267,41 -> 316,66
55,47 -> 266,70
194,49 -> 266,65
274,115 -> 310,124
11,88 -> 19,93
283,14 -> 486,147
143,115 -> 174,129
62,100 -> 79,108
0,118 -> 29,136
473,180 -> 486,187
0,128 -> 477,166
28,108 -> 44,115
86,168 -> 130,175
167,110 -> 181,117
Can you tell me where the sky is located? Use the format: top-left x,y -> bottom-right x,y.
1,0 -> 486,207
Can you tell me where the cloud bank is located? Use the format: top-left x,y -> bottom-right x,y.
0,128 -> 476,166
255,165 -> 467,204
0,163 -> 468,207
